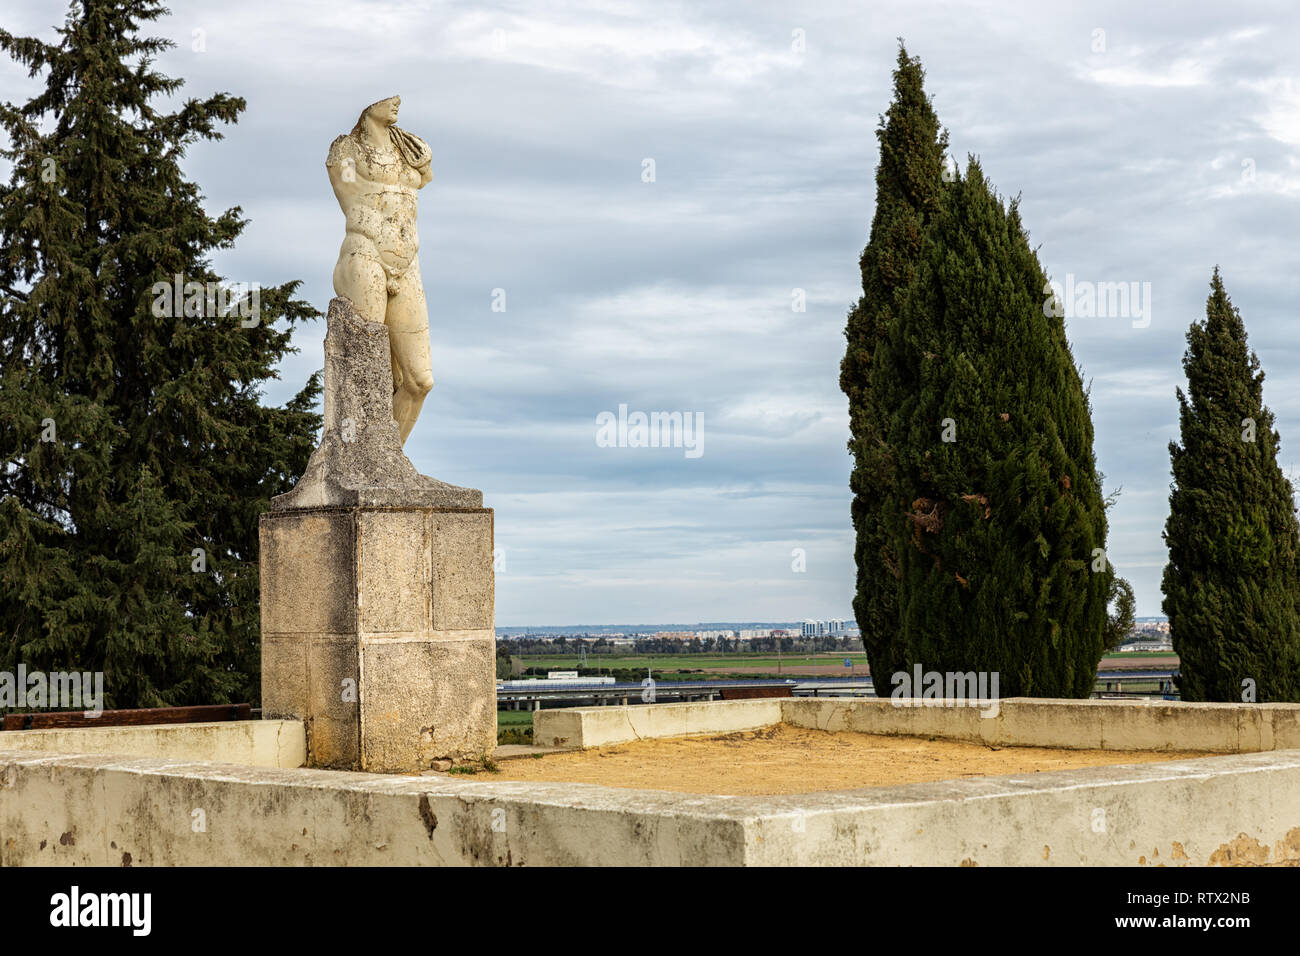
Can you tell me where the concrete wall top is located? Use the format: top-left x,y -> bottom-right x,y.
4,746 -> 1300,866
534,698 -> 783,749
0,720 -> 304,768
780,697 -> 1300,753
537,696 -> 1300,754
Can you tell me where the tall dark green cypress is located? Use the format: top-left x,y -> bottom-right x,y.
1162,269 -> 1300,702
872,159 -> 1115,697
0,1 -> 321,708
841,43 -> 947,682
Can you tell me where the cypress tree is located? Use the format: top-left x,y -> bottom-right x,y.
872,159 -> 1115,697
0,1 -> 321,708
1162,269 -> 1300,702
841,43 -> 948,682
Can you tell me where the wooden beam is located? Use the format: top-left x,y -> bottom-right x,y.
1,703 -> 251,731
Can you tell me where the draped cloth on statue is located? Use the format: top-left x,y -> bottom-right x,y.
387,125 -> 431,169
349,98 -> 431,169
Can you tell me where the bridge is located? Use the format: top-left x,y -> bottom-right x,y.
497,677 -> 782,709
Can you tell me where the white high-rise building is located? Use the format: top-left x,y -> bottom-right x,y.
802,619 -> 850,637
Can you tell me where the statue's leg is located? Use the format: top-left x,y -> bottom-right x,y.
332,240 -> 387,327
386,263 -> 434,445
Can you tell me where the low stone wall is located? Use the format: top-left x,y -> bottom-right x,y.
781,697 -> 1300,752
533,698 -> 783,749
0,750 -> 748,866
535,696 -> 1300,753
739,750 -> 1300,866
0,719 -> 304,768
2,746 -> 1298,865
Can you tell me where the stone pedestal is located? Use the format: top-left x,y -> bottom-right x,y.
259,298 -> 495,772
260,505 -> 495,772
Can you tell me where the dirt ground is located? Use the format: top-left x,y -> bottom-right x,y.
484,725 -> 1206,796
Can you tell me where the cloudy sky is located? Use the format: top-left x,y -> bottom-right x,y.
6,0 -> 1299,626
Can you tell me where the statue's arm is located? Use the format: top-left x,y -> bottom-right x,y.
326,135 -> 386,241
326,135 -> 363,205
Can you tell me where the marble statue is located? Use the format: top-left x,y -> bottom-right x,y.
269,99 -> 479,511
327,95 -> 434,445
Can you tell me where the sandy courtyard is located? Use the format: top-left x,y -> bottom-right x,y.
484,725 -> 1208,795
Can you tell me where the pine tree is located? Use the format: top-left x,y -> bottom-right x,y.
841,43 -> 948,683
872,159 -> 1115,697
0,1 -> 321,708
1162,269 -> 1300,702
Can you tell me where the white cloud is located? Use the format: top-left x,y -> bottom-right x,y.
1078,56 -> 1211,88
1247,75 -> 1300,148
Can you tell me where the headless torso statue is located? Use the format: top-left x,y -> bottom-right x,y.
270,95 -> 478,509
327,95 -> 434,445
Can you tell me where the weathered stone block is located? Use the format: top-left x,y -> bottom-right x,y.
261,636 -> 308,720
1268,704 -> 1300,750
269,299 -> 481,510
429,639 -> 497,758
359,636 -> 496,773
431,511 -> 494,630
260,512 -> 356,634
306,634 -> 360,769
357,509 -> 431,633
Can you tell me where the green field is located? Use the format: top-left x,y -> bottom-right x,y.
514,650 -> 1171,673
515,652 -> 869,673
497,710 -> 534,727
496,708 -> 534,745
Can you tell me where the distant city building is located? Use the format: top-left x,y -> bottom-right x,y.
1119,620 -> 1173,651
801,619 -> 851,637
1119,639 -> 1174,653
500,675 -> 616,687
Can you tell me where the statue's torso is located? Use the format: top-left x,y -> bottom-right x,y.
331,135 -> 422,277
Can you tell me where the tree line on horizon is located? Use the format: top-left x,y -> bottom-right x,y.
842,43 -> 1300,702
